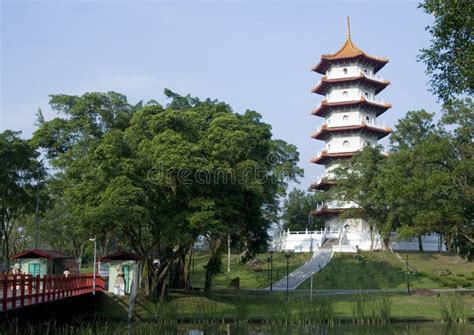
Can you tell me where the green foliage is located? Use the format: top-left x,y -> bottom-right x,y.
0,130 -> 43,271
351,294 -> 392,324
439,294 -> 467,323
33,90 -> 302,298
330,106 -> 473,258
418,0 -> 474,102
281,188 -> 323,231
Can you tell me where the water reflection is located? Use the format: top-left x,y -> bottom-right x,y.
1,322 -> 472,334
132,323 -> 473,335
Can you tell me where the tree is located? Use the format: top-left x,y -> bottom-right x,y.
0,130 -> 42,271
418,0 -> 474,102
281,188 -> 323,231
33,90 -> 301,299
330,146 -> 392,249
389,109 -> 436,150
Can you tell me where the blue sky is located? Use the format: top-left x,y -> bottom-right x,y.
1,0 -> 438,189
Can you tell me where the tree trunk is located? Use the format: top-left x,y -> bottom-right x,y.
204,237 -> 222,295
418,236 -> 424,252
168,251 -> 187,289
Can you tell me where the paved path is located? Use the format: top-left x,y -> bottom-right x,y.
267,249 -> 332,291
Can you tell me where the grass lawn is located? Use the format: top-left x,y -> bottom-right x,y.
298,251 -> 437,290
297,251 -> 474,290
189,251 -> 312,289
95,290 -> 474,322
401,251 -> 474,288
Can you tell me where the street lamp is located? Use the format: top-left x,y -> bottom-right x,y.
34,160 -> 43,249
284,253 -> 291,300
89,237 -> 97,295
269,250 -> 274,292
405,254 -> 410,294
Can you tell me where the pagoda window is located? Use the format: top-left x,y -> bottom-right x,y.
365,116 -> 370,122
364,141 -> 371,147
342,91 -> 348,97
343,68 -> 348,74
364,92 -> 369,98
343,140 -> 350,148
343,115 -> 349,121
363,69 -> 368,75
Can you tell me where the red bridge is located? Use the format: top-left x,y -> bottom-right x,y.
0,274 -> 105,312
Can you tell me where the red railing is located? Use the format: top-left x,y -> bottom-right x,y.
0,274 -> 105,312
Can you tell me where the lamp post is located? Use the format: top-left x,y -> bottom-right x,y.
34,160 -> 43,249
89,237 -> 97,295
285,253 -> 291,300
269,250 -> 274,292
405,254 -> 410,294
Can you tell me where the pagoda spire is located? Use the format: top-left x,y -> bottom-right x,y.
346,16 -> 351,40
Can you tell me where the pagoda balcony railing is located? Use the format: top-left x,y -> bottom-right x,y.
324,94 -> 388,106
315,144 -> 366,157
316,118 -> 387,132
326,69 -> 386,83
316,201 -> 354,211
315,173 -> 335,183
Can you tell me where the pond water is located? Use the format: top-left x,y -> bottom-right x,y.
3,322 -> 473,335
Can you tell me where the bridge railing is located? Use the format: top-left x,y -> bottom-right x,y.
0,273 -> 105,312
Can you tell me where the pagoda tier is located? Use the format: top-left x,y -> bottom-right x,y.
311,123 -> 392,141
309,177 -> 337,191
311,74 -> 390,95
311,207 -> 364,217
311,97 -> 391,118
312,30 -> 388,75
310,150 -> 355,165
310,207 -> 346,217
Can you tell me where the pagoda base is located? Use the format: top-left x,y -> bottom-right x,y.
325,217 -> 383,250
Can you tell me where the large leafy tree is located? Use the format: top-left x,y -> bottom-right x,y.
0,130 -> 43,271
418,0 -> 473,102
33,90 -> 301,299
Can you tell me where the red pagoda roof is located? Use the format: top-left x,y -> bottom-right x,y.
11,249 -> 73,260
312,18 -> 388,74
311,123 -> 392,141
311,75 -> 390,95
99,251 -> 140,262
310,207 -> 347,217
310,150 -> 355,165
311,97 -> 391,118
310,178 -> 337,191
311,207 -> 363,217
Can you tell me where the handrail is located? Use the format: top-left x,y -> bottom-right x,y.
0,273 -> 105,312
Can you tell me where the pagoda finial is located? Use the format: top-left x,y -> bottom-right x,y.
346,16 -> 351,40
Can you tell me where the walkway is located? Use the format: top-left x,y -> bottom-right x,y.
268,249 -> 332,291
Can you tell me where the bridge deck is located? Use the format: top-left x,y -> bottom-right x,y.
0,274 -> 105,312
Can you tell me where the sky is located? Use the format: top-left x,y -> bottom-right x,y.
1,0 -> 439,190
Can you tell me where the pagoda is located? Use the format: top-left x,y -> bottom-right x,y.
310,18 -> 392,242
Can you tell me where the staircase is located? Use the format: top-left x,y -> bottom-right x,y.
321,238 -> 339,249
268,249 -> 332,291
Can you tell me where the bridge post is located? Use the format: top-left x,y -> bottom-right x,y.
53,275 -> 58,301
2,274 -> 7,312
35,276 -> 40,304
27,275 -> 32,306
60,275 -> 64,299
12,275 -> 17,309
19,274 -> 25,307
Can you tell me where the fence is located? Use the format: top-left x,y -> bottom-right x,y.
0,273 -> 105,312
